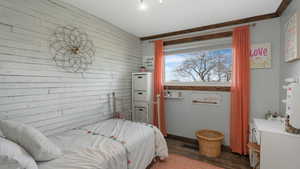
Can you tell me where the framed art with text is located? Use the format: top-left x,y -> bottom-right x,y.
284,12 -> 300,62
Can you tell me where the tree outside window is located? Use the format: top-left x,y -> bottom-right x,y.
165,48 -> 232,84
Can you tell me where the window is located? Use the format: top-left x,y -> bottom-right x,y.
164,48 -> 232,85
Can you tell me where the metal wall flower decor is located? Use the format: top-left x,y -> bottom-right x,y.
49,26 -> 95,73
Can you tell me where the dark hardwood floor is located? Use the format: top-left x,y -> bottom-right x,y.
166,138 -> 251,169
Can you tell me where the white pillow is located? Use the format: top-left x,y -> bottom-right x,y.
0,137 -> 38,169
0,120 -> 62,162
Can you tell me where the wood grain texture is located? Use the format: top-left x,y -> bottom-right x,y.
163,32 -> 232,46
164,85 -> 231,92
167,134 -> 198,145
140,13 -> 278,40
0,0 -> 141,135
141,0 -> 292,41
167,138 -> 251,169
276,0 -> 293,16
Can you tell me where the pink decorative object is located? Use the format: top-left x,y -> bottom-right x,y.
139,66 -> 146,72
250,43 -> 271,69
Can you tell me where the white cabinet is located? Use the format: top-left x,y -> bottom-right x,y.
289,84 -> 300,128
253,119 -> 300,169
132,72 -> 152,123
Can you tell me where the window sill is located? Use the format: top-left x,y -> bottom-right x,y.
164,85 -> 231,92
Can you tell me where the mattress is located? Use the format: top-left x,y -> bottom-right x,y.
38,119 -> 168,169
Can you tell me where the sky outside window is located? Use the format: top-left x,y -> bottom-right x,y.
165,48 -> 232,83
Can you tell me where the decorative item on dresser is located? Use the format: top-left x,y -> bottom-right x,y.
285,116 -> 300,134
283,77 -> 300,130
139,66 -> 147,72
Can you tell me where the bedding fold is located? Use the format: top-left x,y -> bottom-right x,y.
38,119 -> 168,169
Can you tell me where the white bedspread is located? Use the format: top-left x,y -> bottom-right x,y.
38,119 -> 168,169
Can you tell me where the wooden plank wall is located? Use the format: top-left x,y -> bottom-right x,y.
0,0 -> 142,135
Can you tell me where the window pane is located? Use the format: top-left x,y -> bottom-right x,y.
165,48 -> 232,83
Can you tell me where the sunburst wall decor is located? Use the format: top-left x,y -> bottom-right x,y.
49,26 -> 95,73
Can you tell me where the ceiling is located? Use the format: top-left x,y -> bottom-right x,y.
60,0 -> 282,37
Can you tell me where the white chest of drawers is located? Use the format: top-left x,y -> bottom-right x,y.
132,72 -> 153,123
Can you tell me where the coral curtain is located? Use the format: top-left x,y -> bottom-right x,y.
230,26 -> 250,155
153,40 -> 167,136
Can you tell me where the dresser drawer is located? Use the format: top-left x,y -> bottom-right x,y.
134,90 -> 150,101
133,106 -> 149,123
133,74 -> 150,91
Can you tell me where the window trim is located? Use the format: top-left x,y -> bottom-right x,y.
164,82 -> 231,87
164,85 -> 231,92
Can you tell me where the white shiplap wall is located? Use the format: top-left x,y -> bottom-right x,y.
0,0 -> 142,135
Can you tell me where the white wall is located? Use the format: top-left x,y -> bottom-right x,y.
0,0 -> 142,135
279,0 -> 300,113
166,91 -> 230,145
142,18 -> 281,145
250,18 -> 281,119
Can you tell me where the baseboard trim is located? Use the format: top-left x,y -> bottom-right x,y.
166,133 -> 232,152
167,134 -> 198,145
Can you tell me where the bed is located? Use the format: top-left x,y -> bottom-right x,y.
37,119 -> 168,169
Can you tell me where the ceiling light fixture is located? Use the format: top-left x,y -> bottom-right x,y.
139,0 -> 163,10
139,0 -> 147,10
